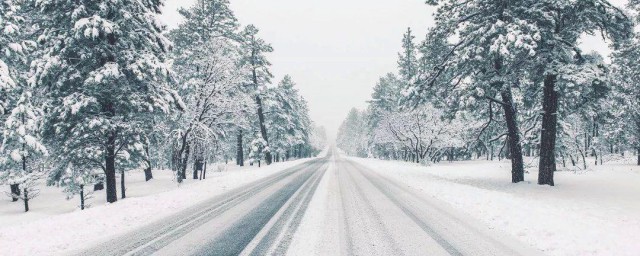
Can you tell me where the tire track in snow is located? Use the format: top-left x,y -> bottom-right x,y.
192,161 -> 327,256
346,159 -> 533,256
76,158 -> 325,256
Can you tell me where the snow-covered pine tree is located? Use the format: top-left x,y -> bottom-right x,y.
612,2 -> 640,165
172,0 -> 239,42
0,0 -> 31,202
524,0 -> 632,185
407,0 -> 541,182
240,25 -> 274,165
32,0 -> 181,203
0,91 -> 48,212
58,163 -> 98,210
265,75 -> 312,161
248,137 -> 268,167
309,125 -> 327,154
398,27 -> 418,83
337,108 -> 368,157
367,73 -> 402,158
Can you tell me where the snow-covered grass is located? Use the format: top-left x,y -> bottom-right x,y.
0,158 -> 316,255
350,157 -> 640,256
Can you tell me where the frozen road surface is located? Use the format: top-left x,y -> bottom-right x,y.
78,151 -> 537,256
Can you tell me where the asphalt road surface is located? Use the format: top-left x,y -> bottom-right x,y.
78,151 -> 537,256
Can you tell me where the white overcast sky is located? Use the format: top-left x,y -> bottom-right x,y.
160,0 -> 625,138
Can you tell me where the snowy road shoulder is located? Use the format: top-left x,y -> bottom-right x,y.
349,157 -> 640,256
0,158 -> 317,256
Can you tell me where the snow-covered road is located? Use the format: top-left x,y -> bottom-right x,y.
327,157 -> 536,256
74,150 -> 538,256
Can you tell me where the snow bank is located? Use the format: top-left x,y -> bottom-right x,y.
350,157 -> 640,256
0,158 -> 315,255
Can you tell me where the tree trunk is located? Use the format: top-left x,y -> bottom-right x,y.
570,155 -> 576,166
500,88 -> 525,183
144,167 -> 153,182
144,146 -> 153,181
105,131 -> 118,203
237,130 -> 244,166
255,95 -> 272,165
80,185 -> 85,210
202,161 -> 207,180
10,184 -> 20,202
120,170 -> 126,199
538,74 -> 558,186
23,188 -> 29,212
180,144 -> 190,180
193,157 -> 204,179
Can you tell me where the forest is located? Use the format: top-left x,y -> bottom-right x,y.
0,0 -> 326,212
338,0 -> 640,186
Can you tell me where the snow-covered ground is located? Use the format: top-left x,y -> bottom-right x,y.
0,158 -> 316,255
349,157 -> 640,256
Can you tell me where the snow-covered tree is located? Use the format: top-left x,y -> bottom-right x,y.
0,92 -> 48,211
309,125 -> 328,153
265,75 -> 312,161
169,38 -> 251,181
407,0 -> 543,183
402,0 -> 632,185
367,73 -> 402,157
57,163 -> 98,210
240,25 -> 274,165
373,104 -> 469,164
0,0 -> 31,113
524,0 -> 632,185
610,1 -> 640,165
248,137 -> 268,167
398,27 -> 418,83
337,108 -> 368,157
0,0 -> 40,203
171,0 -> 239,43
32,0 -> 182,202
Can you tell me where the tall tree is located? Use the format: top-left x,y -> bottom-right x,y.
33,0 -> 181,202
265,75 -> 312,161
408,0 -> 540,183
0,0 -> 38,202
527,0 -> 632,185
398,27 -> 419,83
240,25 -> 274,165
170,38 -> 251,180
612,1 -> 640,165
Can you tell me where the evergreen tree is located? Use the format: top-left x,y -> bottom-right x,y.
240,25 -> 274,165
408,0 -> 540,183
1,0 -> 39,202
0,91 -> 48,211
337,108 -> 368,157
612,2 -> 640,165
398,27 -> 418,83
525,0 -> 632,185
32,0 -> 181,203
265,75 -> 312,161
